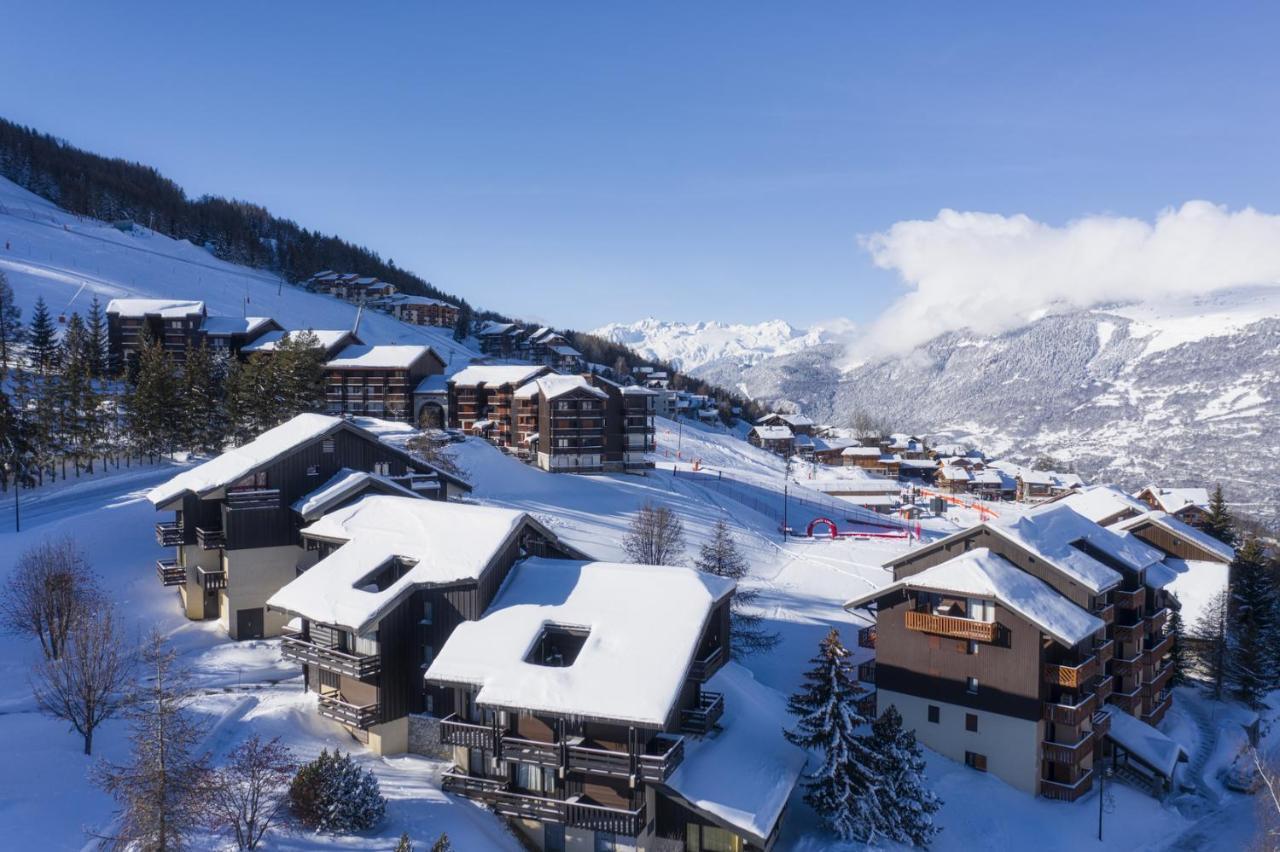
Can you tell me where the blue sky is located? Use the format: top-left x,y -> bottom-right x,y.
2,4 -> 1277,331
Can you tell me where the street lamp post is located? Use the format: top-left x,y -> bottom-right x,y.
1097,765 -> 1113,841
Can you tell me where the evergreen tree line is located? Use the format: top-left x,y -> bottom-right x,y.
1,283 -> 329,491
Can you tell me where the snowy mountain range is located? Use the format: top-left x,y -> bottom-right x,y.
590,318 -> 834,373
604,292 -> 1280,516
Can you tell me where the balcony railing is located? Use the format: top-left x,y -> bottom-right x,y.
1145,663 -> 1174,697
1142,693 -> 1172,726
1042,730 -> 1094,765
855,690 -> 878,718
1041,769 -> 1094,802
905,610 -> 998,643
1109,684 -> 1143,714
156,558 -> 185,586
196,566 -> 226,591
1147,607 -> 1170,635
155,521 -> 183,547
680,691 -> 725,734
857,625 -> 877,649
1093,602 -> 1116,625
441,771 -> 647,836
1093,638 -> 1115,665
316,690 -> 379,729
1113,621 -> 1144,645
225,488 -> 282,510
567,799 -> 646,837
1043,655 -> 1098,689
195,527 -> 226,550
438,714 -> 495,750
283,635 -> 381,679
1095,674 -> 1115,703
1111,653 -> 1143,677
1146,632 -> 1175,661
857,660 -> 876,685
1114,587 -> 1147,611
689,646 -> 726,682
1092,708 -> 1113,739
1043,691 -> 1097,726
636,735 -> 685,783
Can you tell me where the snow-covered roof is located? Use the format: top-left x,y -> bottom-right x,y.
621,384 -> 658,396
841,446 -> 882,457
354,276 -> 379,285
1138,485 -> 1210,513
810,477 -> 900,494
148,414 -> 346,506
105,298 -> 204,318
201,316 -> 276,336
414,374 -> 449,395
750,425 -> 793,441
1019,469 -> 1054,485
661,663 -> 805,847
1164,558 -> 1230,627
390,294 -> 457,308
1047,485 -> 1150,524
938,466 -> 971,482
898,458 -> 938,469
1105,709 -> 1187,778
242,329 -> 355,353
325,344 -> 439,370
1110,510 -> 1235,563
849,548 -> 1104,647
477,321 -> 518,336
551,344 -> 581,357
514,374 -> 607,400
971,468 -> 1015,487
760,412 -> 814,427
448,364 -> 548,387
993,504 -> 1164,592
268,497 -> 537,632
425,559 -> 734,727
291,468 -> 421,522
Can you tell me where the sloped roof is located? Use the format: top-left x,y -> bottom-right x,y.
514,374 -> 607,400
448,364 -> 549,387
751,425 -> 793,441
105,298 -> 204,318
291,468 -> 422,521
201,316 -> 277,336
326,344 -> 439,370
1110,510 -> 1235,563
242,329 -> 356,353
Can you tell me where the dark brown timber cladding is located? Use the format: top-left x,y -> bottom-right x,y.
1127,522 -> 1226,563
874,588 -> 1044,720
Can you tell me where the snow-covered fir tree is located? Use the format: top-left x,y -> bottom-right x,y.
1167,605 -> 1190,687
288,749 -> 386,832
125,327 -> 181,457
783,628 -> 884,842
180,342 -> 228,455
0,269 -> 22,369
695,518 -> 779,658
1190,588 -> 1230,700
27,295 -> 58,375
85,295 -> 109,378
864,704 -> 941,847
1202,483 -> 1237,549
1226,538 -> 1280,707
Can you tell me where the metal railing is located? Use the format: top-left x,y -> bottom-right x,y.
155,521 -> 183,547
680,691 -> 725,734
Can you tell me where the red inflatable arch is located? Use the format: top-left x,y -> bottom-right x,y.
807,517 -> 838,539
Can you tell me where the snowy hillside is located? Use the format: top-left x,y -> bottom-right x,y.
590,317 -> 832,373
0,176 -> 479,368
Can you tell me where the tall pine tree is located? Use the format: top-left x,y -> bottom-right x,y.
1225,538 -> 1280,707
452,303 -> 472,342
85,296 -> 109,378
180,342 -> 228,455
28,296 -> 58,375
864,705 -> 942,847
1190,589 -> 1230,700
0,269 -> 22,369
695,519 -> 780,658
1202,483 -> 1237,550
125,330 -> 181,457
1167,605 -> 1190,687
783,629 -> 883,842
270,330 -> 326,419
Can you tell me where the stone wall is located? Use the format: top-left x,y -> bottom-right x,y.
407,713 -> 451,759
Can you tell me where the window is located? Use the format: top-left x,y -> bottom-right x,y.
964,751 -> 988,772
420,644 -> 433,667
374,461 -> 391,475
421,599 -> 434,625
423,692 -> 435,714
967,640 -> 979,655
966,713 -> 979,732
306,465 -> 319,476
322,438 -> 335,453
927,705 -> 940,724
687,823 -> 742,852
966,676 -> 979,694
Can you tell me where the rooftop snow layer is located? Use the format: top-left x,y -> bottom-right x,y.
1105,709 -> 1186,777
148,413 -> 343,505
201,316 -> 275,336
995,504 -> 1164,592
105,298 -> 204,317
1140,486 -> 1210,513
425,558 -> 734,727
841,446 -> 882,457
1047,485 -> 1150,523
268,496 -> 532,632
325,344 -> 436,370
448,364 -> 548,387
662,663 -> 806,846
1110,510 -> 1235,563
291,468 -> 421,521
514,374 -> 606,400
242,329 -> 354,353
751,425 -> 793,440
849,548 -> 1104,647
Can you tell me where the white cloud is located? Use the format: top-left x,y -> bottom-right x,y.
855,202 -> 1280,357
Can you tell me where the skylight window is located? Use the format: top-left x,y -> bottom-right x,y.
525,623 -> 590,668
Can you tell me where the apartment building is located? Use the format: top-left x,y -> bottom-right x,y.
148,414 -> 470,639
447,364 -> 554,447
324,345 -> 446,422
374,294 -> 461,328
243,328 -> 363,361
846,503 -> 1188,801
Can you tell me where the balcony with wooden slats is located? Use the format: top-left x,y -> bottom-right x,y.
1043,691 -> 1097,726
1141,692 -> 1172,726
316,689 -> 379,729
1093,638 -> 1115,665
689,645 -> 726,682
283,635 -> 380,679
1042,730 -> 1094,765
1042,655 -> 1098,689
857,660 -> 876,685
156,558 -> 185,586
1147,607 -> 1169,635
438,714 -> 495,750
440,771 -> 648,837
1095,674 -> 1115,703
1109,684 -> 1143,714
1114,586 -> 1147,611
1040,769 -> 1094,802
1093,601 -> 1116,625
155,521 -> 184,547
195,526 -> 226,550
1146,632 -> 1175,661
1110,653 -> 1143,678
679,691 -> 724,734
905,610 -> 998,643
196,566 -> 226,591
1113,621 -> 1145,645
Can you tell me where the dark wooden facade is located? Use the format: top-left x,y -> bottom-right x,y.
107,303 -> 207,372
325,349 -> 445,422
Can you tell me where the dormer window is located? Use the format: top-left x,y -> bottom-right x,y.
525,624 -> 590,668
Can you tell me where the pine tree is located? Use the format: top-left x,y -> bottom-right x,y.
1225,538 -> 1280,707
85,295 -> 109,378
1202,483 -> 1237,550
225,356 -> 269,446
1191,589 -> 1230,700
0,269 -> 23,369
180,342 -> 227,454
452,303 -> 472,342
28,296 -> 58,374
93,631 -> 211,850
784,628 -> 883,842
863,705 -> 941,847
125,330 -> 181,457
695,519 -> 780,658
288,749 -> 385,832
0,382 -> 35,493
270,330 -> 326,420
1167,605 -> 1191,687
56,313 -> 105,472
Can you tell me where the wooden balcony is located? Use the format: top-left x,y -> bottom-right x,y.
156,558 -> 185,586
1042,730 -> 1094,765
1093,638 -> 1115,665
196,566 -> 226,591
636,735 -> 685,783
438,714 -> 495,750
1142,693 -> 1172,726
1109,685 -> 1143,714
1043,691 -> 1097,726
1093,602 -> 1115,625
1114,587 -> 1146,611
854,690 -> 878,718
1113,621 -> 1144,645
857,624 -> 877,649
1146,632 -> 1175,661
857,660 -> 876,685
316,690 -> 379,729
283,635 -> 381,679
504,735 -> 562,768
1111,653 -> 1143,677
1147,607 -> 1169,635
680,691 -> 724,734
195,526 -> 226,550
567,799 -> 646,837
1043,655 -> 1098,689
1041,769 -> 1094,802
1145,663 -> 1174,697
905,610 -> 998,643
224,488 -> 281,510
1095,674 -> 1115,703
440,771 -> 647,836
155,521 -> 183,547
1091,708 -> 1112,739
689,645 -> 726,682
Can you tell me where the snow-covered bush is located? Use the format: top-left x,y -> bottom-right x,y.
288,749 -> 386,832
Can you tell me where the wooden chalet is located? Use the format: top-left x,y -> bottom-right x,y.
747,424 -> 794,457
757,412 -> 816,437
447,364 -> 553,447
324,345 -> 446,422
148,414 -> 471,640
476,321 -> 524,357
375,295 -> 461,328
1134,486 -> 1212,528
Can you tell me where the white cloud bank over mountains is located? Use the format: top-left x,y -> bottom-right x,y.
856,201 -> 1280,357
